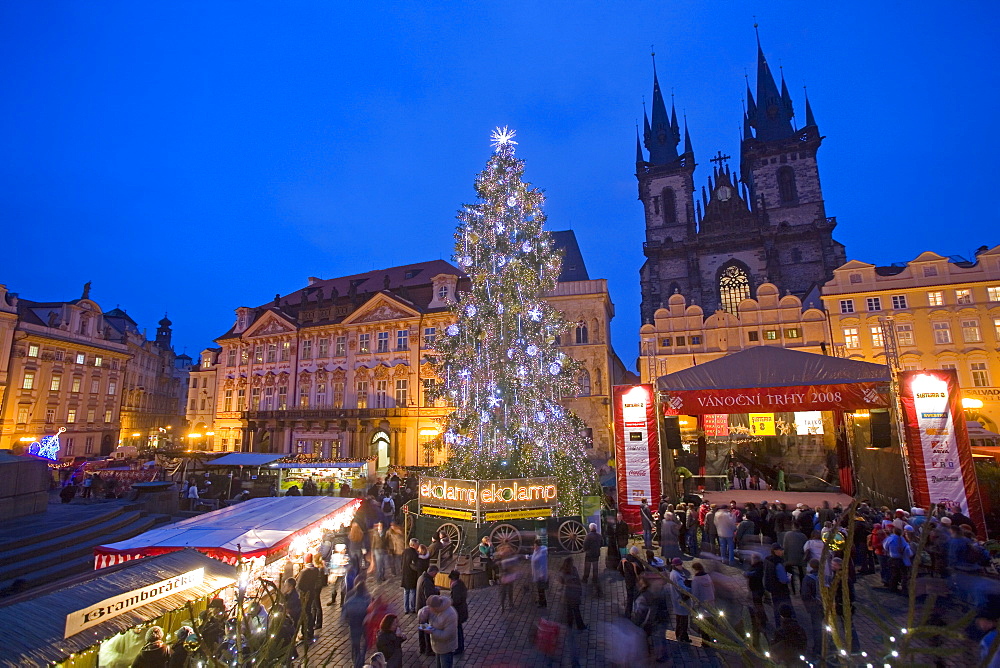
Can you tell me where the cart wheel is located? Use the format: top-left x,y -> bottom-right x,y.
436,522 -> 462,548
557,519 -> 587,553
490,523 -> 521,551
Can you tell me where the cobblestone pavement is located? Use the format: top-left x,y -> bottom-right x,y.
304,542 -> 982,667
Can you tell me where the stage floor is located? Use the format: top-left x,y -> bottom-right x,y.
702,489 -> 855,509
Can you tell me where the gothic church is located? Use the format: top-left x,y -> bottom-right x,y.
637,36 -> 846,324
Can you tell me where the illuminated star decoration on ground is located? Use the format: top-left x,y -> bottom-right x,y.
490,126 -> 517,152
29,426 -> 66,460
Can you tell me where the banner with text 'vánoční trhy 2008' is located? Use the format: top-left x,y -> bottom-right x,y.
613,384 -> 661,527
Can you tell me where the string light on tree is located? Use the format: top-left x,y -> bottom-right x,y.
431,127 -> 598,513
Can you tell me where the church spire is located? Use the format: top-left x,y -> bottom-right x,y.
683,115 -> 693,155
635,124 -> 645,165
644,49 -> 680,164
804,88 -> 817,127
750,26 -> 795,141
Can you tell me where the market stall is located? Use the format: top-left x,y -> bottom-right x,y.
93,497 -> 361,583
0,549 -> 236,668
655,346 -> 896,500
205,453 -> 374,496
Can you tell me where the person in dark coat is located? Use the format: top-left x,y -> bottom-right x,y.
131,626 -> 170,668
448,570 -> 469,654
582,523 -> 604,597
376,614 -> 406,668
400,538 -> 420,613
771,603 -> 808,665
416,565 -> 441,655
167,627 -> 191,668
639,499 -> 655,549
281,577 -> 301,636
297,555 -> 324,638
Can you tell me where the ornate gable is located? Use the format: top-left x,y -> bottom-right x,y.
341,293 -> 420,325
244,311 -> 297,338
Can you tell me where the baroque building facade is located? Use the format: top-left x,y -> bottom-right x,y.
0,283 -> 188,456
637,39 -> 845,326
185,347 -> 222,450
637,283 -> 829,383
208,232 -> 626,465
821,246 -> 1000,430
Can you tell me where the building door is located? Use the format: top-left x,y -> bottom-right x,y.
372,430 -> 391,472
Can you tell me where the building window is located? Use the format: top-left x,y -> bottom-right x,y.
748,331 -> 759,342
280,341 -> 290,362
316,382 -> 327,407
108,381 -> 116,395
334,336 -> 345,356
250,388 -> 260,410
16,406 -> 29,423
237,388 -> 246,410
65,437 -> 74,455
75,352 -> 85,365
224,390 -> 233,412
972,362 -> 990,388
423,327 -> 436,349
301,340 -> 313,359
777,166 -> 798,204
254,345 -> 264,363
843,327 -> 860,349
50,375 -> 61,392
85,437 -> 94,454
660,338 -> 672,347
277,386 -> 288,410
375,380 -> 388,408
190,397 -> 197,410
87,409 -> 96,423
995,317 -> 1000,340
933,322 -> 952,344
941,362 -> 957,370
578,369 -> 591,396
784,328 -> 801,339
332,382 -> 343,408
422,378 -> 436,407
241,347 -> 249,364
227,349 -> 237,366
260,387 -> 273,411
104,409 -> 112,423
54,351 -> 64,361
849,273 -> 863,284
27,344 -> 39,357
891,295 -> 908,310
928,291 -> 944,306
202,378 -> 208,388
676,335 -> 687,346
764,330 -> 778,341
266,344 -> 277,363
575,323 -> 589,344
111,359 -> 118,370
191,377 -> 199,388
962,319 -> 982,342
870,325 -> 884,348
22,371 -> 35,390
94,356 -> 103,368
397,329 -> 409,351
923,266 -> 938,277
318,338 -> 330,357
718,263 -> 751,314
359,334 -> 370,354
395,379 -> 408,406
67,409 -> 76,423
989,286 -> 1000,302
356,380 -> 368,409
376,332 -> 389,353
661,187 -> 677,224
896,323 -> 914,346
956,289 -> 973,305
691,335 -> 702,344
299,387 -> 309,408
866,297 -> 882,312
45,408 -> 55,423
91,379 -> 99,393
71,377 -> 81,393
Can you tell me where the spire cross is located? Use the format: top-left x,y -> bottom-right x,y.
710,151 -> 731,167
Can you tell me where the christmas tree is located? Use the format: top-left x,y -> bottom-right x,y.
434,127 -> 598,515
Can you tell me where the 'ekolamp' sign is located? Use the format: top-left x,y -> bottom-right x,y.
418,477 -> 558,514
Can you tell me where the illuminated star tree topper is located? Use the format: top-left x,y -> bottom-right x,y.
432,127 -> 598,514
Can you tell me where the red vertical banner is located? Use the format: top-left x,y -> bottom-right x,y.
703,414 -> 730,437
613,384 -> 662,526
899,370 -> 987,533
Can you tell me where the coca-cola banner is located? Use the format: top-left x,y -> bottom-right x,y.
613,384 -> 661,526
899,370 -> 986,530
662,382 -> 889,416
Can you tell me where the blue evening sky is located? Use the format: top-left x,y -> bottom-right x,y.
1,2 -> 997,366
